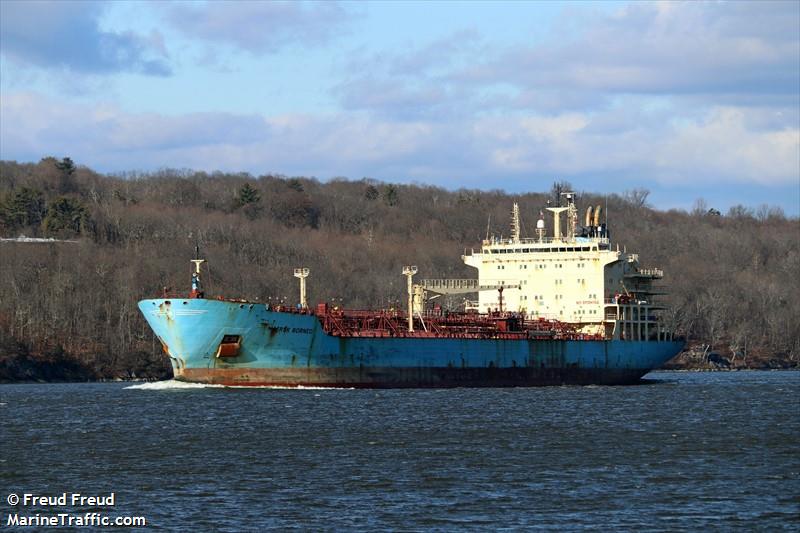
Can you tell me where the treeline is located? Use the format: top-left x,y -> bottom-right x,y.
0,157 -> 797,380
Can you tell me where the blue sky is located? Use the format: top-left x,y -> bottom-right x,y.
1,0 -> 798,215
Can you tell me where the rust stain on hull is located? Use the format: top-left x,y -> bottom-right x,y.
176,366 -> 648,388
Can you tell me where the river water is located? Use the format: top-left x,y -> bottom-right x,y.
1,371 -> 798,531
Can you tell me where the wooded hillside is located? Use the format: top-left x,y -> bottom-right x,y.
1,157 -> 798,380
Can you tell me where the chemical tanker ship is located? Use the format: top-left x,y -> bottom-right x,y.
138,194 -> 684,387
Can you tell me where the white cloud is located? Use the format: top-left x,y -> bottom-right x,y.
0,1 -> 170,75
337,1 -> 799,117
658,107 -> 800,185
2,92 -> 796,191
166,1 -> 353,54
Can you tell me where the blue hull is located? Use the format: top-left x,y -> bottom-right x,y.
138,298 -> 684,387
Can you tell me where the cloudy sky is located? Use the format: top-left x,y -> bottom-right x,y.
1,1 -> 798,214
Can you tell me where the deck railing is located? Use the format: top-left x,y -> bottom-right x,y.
480,237 -> 610,246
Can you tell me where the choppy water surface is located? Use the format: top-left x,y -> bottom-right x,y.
2,371 -> 798,531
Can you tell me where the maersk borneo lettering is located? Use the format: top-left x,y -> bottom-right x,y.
262,322 -> 313,335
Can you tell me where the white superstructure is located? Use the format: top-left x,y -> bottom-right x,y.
455,195 -> 666,340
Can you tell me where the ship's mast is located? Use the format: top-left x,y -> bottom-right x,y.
293,268 -> 309,309
564,192 -> 578,239
402,266 -> 418,332
511,203 -> 521,243
189,259 -> 205,298
546,192 -> 577,241
545,206 -> 568,241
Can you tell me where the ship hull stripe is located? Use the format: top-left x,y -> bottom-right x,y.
176,367 -> 652,388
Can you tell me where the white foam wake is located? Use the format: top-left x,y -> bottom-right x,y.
124,380 -> 224,390
226,385 -> 356,390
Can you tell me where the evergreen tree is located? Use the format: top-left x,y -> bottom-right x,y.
364,184 -> 379,200
236,183 -> 262,220
382,184 -> 399,206
55,157 -> 76,177
237,183 -> 261,206
0,187 -> 46,233
42,197 -> 89,237
55,157 -> 77,193
287,178 -> 304,192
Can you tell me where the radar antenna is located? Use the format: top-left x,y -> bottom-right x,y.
536,211 -> 546,242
